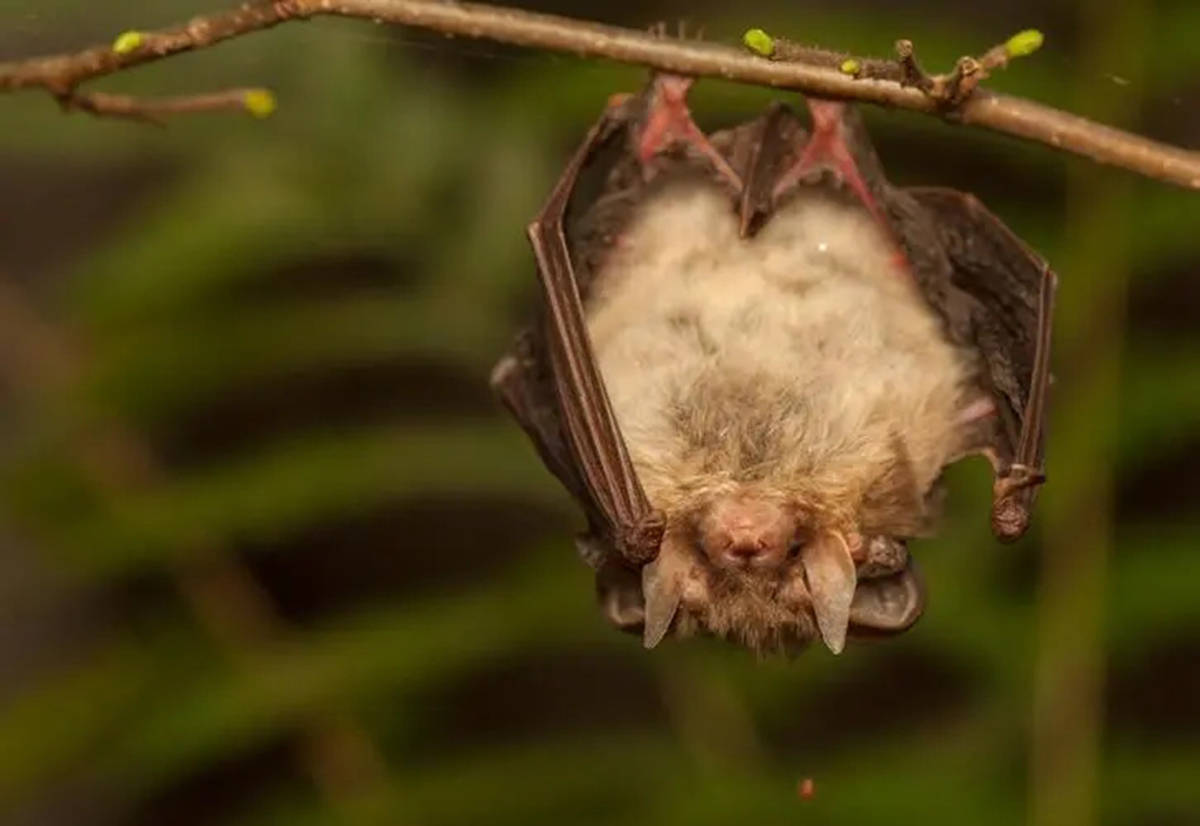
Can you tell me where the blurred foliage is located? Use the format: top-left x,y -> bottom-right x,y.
1,1 -> 1198,825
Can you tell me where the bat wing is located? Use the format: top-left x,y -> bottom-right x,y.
496,77 -> 757,567
491,332 -> 588,507
904,188 -> 1056,540
493,97 -> 664,566
491,332 -> 618,570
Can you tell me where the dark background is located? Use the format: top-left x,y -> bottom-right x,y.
1,1 -> 1198,824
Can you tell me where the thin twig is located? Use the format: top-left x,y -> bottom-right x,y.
766,33 -> 1029,105
57,87 -> 275,124
1,0 -> 1198,189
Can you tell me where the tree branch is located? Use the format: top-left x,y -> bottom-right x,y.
1,0 -> 1198,190
56,87 -> 276,124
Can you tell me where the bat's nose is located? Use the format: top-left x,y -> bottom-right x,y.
722,531 -> 777,565
699,496 -> 795,569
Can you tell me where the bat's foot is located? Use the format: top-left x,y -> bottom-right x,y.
767,98 -> 911,273
645,19 -> 704,41
636,74 -> 742,190
773,99 -> 887,226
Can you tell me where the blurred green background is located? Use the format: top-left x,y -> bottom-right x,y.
1,1 -> 1197,824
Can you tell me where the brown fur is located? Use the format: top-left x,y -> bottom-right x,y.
666,538 -> 818,652
586,180 -> 978,649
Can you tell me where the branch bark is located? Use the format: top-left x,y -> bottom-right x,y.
1,0 -> 1198,190
58,87 -> 275,124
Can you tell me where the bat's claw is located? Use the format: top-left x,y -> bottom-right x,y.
646,20 -> 668,38
991,463 -> 1045,541
617,510 -> 666,565
645,20 -> 703,40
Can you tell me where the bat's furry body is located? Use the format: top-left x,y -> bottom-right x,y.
585,181 -> 979,650
588,181 -> 977,532
494,76 -> 1055,655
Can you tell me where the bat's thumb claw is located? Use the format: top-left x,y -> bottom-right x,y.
992,465 -> 1043,541
618,512 -> 666,565
992,495 -> 1030,542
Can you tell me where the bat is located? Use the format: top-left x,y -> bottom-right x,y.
491,74 -> 1055,654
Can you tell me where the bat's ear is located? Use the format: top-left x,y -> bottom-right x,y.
849,560 -> 925,634
801,533 -> 857,654
639,531 -> 695,649
641,555 -> 682,649
594,559 -> 645,633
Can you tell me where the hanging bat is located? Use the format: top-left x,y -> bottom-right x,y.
492,74 -> 1055,654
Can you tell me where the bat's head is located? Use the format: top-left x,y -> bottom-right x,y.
596,487 -> 924,654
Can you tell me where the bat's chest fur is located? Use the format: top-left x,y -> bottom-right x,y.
585,182 -> 977,530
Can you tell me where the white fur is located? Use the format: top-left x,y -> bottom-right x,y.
586,182 -> 975,530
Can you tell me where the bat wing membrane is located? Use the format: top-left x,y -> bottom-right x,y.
494,101 -> 664,564
905,187 -> 1056,539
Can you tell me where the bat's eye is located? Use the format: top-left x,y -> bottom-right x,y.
787,527 -> 813,559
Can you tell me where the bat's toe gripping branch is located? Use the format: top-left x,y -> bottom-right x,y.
637,74 -> 742,190
773,99 -> 887,226
761,98 -> 910,273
